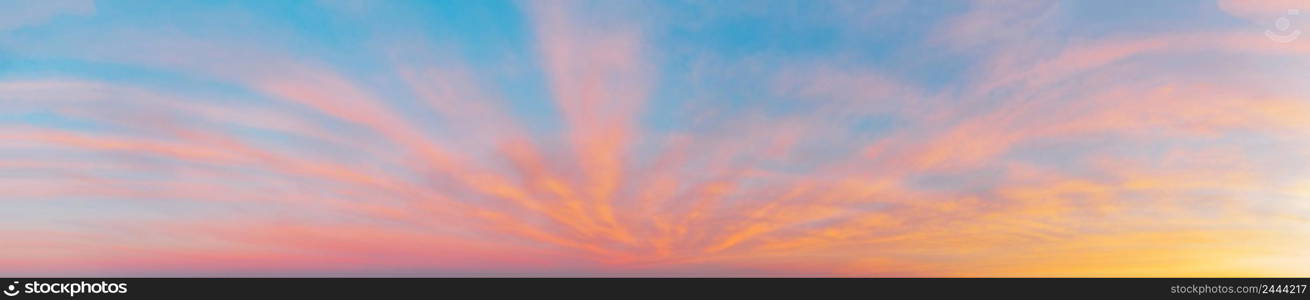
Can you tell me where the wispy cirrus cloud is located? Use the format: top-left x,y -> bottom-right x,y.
0,0 -> 94,31
1,0 -> 1307,276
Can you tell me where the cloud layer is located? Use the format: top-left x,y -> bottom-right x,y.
1,0 -> 1308,276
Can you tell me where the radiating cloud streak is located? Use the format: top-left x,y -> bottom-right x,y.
1,0 -> 1308,276
0,0 -> 94,31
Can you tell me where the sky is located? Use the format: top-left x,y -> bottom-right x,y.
1,0 -> 1308,277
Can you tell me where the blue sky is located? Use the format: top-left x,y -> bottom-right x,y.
2,0 -> 1309,276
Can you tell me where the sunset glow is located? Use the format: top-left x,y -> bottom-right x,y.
2,0 -> 1309,276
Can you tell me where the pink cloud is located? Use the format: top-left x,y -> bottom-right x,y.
3,0 -> 1309,277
